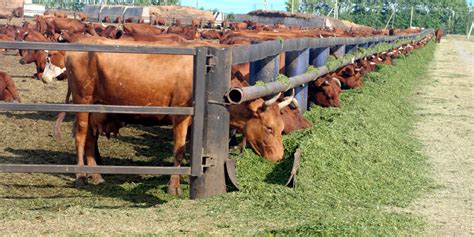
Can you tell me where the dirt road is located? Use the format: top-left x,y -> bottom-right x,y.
409,35 -> 474,235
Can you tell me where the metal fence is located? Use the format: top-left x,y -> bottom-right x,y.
0,29 -> 433,199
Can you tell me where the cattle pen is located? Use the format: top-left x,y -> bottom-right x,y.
0,29 -> 434,199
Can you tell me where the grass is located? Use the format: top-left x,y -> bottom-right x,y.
0,41 -> 436,235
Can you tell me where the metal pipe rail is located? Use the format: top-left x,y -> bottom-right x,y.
0,164 -> 191,175
231,31 -> 426,64
0,41 -> 196,55
226,30 -> 434,104
0,103 -> 194,115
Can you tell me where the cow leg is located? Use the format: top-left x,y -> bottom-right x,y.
85,127 -> 104,184
94,139 -> 103,166
74,112 -> 89,186
168,116 -> 192,195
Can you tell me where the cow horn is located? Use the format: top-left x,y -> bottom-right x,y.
278,89 -> 295,109
291,98 -> 300,108
333,77 -> 341,87
263,92 -> 281,107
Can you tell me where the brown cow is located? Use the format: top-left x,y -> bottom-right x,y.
54,11 -> 67,18
166,25 -> 200,40
103,16 -> 111,23
308,75 -> 342,107
0,34 -> 14,51
19,49 -> 47,80
151,16 -> 166,26
45,18 -> 86,34
435,28 -> 443,43
231,22 -> 248,31
334,64 -> 364,89
277,90 -> 311,134
200,30 -> 222,40
0,71 -> 20,102
123,23 -> 163,36
42,50 -> 67,83
77,12 -> 88,22
63,38 -> 290,194
191,19 -> 201,28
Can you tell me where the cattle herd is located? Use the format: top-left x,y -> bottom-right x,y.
0,10 -> 440,195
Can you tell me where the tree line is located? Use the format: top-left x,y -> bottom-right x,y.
286,0 -> 472,34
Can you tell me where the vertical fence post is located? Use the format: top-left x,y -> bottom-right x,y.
249,54 -> 279,85
285,49 -> 309,113
190,47 -> 231,199
345,44 -> 357,54
310,47 -> 330,67
331,45 -> 346,59
189,47 -> 206,178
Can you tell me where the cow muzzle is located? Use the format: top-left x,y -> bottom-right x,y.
42,58 -> 66,84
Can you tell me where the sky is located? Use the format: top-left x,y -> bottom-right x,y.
180,0 -> 286,14
181,0 -> 473,14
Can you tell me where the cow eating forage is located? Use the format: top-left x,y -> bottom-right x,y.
308,75 -> 342,108
277,90 -> 311,134
64,38 -> 292,194
0,71 -> 20,102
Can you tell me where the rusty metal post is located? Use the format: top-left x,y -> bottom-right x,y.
249,54 -> 279,85
331,45 -> 345,59
285,49 -> 309,113
190,47 -> 231,199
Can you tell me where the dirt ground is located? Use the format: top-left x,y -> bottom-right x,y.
407,35 -> 474,235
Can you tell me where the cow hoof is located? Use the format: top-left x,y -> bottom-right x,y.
88,176 -> 105,185
75,177 -> 88,187
167,186 -> 182,196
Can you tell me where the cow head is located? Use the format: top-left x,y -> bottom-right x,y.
243,94 -> 286,162
42,51 -> 66,83
309,76 -> 342,108
19,49 -> 43,65
278,90 -> 311,134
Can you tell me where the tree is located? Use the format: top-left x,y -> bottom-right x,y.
285,0 -> 470,34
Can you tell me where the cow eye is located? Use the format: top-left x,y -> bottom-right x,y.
265,126 -> 273,134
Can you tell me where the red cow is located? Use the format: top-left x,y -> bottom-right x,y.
0,71 -> 20,102
166,25 -> 200,40
308,75 -> 342,107
77,12 -> 88,22
200,30 -> 222,40
123,23 -> 163,36
277,90 -> 311,134
231,22 -> 248,31
54,11 -> 67,18
151,16 -> 166,26
62,38 -> 291,195
19,49 -> 47,80
42,50 -> 67,83
45,18 -> 86,34
334,64 -> 364,89
435,28 -> 443,43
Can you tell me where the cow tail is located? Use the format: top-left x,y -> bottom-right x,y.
54,112 -> 66,142
54,84 -> 72,142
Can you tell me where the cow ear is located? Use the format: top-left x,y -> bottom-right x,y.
247,100 -> 264,118
314,77 -> 325,87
